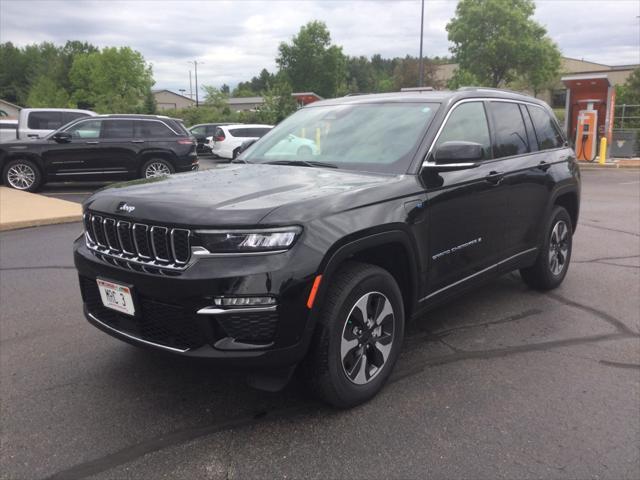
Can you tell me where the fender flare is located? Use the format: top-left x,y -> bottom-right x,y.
310,227 -> 421,321
547,184 -> 580,229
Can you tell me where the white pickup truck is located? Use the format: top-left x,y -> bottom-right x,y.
0,108 -> 96,142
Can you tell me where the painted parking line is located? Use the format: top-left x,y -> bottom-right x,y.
618,181 -> 640,185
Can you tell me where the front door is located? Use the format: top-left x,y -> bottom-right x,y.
423,101 -> 508,296
42,119 -> 103,179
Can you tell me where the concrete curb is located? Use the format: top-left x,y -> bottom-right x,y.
0,186 -> 82,232
579,160 -> 640,170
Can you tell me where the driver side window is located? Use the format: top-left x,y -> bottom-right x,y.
435,102 -> 491,160
66,120 -> 102,139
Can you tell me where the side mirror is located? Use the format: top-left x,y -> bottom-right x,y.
52,131 -> 72,143
423,141 -> 483,171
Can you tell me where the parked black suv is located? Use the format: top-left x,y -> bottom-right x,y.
74,89 -> 580,407
0,114 -> 198,191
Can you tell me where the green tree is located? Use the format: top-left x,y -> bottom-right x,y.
446,68 -> 481,89
615,68 -> 640,128
276,21 -> 347,98
26,75 -> 71,107
616,68 -> 640,105
201,85 -> 227,109
70,46 -> 154,112
257,76 -> 298,124
447,0 -> 561,88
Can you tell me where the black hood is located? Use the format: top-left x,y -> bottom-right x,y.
85,164 -> 404,227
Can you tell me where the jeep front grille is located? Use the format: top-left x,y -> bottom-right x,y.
84,212 -> 191,271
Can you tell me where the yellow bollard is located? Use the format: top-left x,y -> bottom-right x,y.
598,137 -> 607,165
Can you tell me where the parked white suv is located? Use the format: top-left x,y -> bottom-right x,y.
209,124 -> 272,160
18,108 -> 96,139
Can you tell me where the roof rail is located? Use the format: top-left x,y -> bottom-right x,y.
457,86 -> 533,97
400,87 -> 434,92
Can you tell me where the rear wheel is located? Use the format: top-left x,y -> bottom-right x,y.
2,159 -> 42,192
520,206 -> 573,290
232,147 -> 241,159
304,262 -> 404,408
141,158 -> 174,179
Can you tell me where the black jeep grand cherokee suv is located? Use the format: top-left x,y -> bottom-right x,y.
1,114 -> 198,191
74,89 -> 580,407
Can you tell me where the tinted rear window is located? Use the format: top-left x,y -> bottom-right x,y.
134,120 -> 176,137
527,105 -> 564,150
27,112 -> 63,130
229,127 -> 271,138
0,123 -> 17,130
102,120 -> 134,139
489,102 -> 529,158
166,119 -> 189,135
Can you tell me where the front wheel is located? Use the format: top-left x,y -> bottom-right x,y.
2,159 -> 43,192
520,206 -> 573,290
141,158 -> 175,179
304,262 -> 405,408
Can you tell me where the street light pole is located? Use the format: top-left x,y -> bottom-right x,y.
189,61 -> 203,107
418,0 -> 425,87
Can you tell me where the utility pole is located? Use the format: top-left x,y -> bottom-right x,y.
189,61 -> 203,107
418,0 -> 425,87
189,71 -> 193,100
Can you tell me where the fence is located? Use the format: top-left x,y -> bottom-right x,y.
611,104 -> 639,158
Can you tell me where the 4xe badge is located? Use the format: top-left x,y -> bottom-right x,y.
117,202 -> 135,213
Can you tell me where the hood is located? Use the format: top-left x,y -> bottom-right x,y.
85,164 -> 401,227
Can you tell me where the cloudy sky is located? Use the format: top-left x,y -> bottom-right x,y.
1,0 -> 639,93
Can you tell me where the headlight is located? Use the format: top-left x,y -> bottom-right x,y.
193,227 -> 302,253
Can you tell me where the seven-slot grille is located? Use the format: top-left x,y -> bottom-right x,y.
84,212 -> 191,269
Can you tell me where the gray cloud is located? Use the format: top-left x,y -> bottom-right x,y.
1,0 -> 638,93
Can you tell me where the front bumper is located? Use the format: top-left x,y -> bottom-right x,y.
74,237 -> 318,368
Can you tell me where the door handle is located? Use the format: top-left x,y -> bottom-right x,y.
131,139 -> 145,143
537,160 -> 551,171
85,141 -> 99,144
485,171 -> 504,185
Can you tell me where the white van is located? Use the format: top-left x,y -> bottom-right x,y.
18,108 -> 96,139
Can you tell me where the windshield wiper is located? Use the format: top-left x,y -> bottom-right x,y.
265,160 -> 338,169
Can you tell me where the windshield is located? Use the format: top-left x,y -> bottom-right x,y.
241,102 -> 439,174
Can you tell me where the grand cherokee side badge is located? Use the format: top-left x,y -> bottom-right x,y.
117,202 -> 135,213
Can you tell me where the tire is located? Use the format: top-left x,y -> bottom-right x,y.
520,206 -> 573,290
232,147 -> 241,160
2,159 -> 43,192
304,261 -> 405,408
141,158 -> 175,179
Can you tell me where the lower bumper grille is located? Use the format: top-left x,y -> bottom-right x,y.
216,311 -> 279,344
79,277 -> 205,351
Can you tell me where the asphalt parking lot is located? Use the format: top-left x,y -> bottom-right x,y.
1,168 -> 639,480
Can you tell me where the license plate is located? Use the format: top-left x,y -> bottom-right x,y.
97,279 -> 135,316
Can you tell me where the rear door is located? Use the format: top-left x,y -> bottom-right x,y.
98,119 -> 136,176
424,101 -> 508,295
487,101 -> 564,269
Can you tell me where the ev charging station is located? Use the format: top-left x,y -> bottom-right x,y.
561,73 -> 616,161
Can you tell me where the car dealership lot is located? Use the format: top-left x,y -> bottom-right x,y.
1,169 -> 638,480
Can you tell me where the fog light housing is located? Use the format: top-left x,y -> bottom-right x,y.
213,296 -> 276,307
